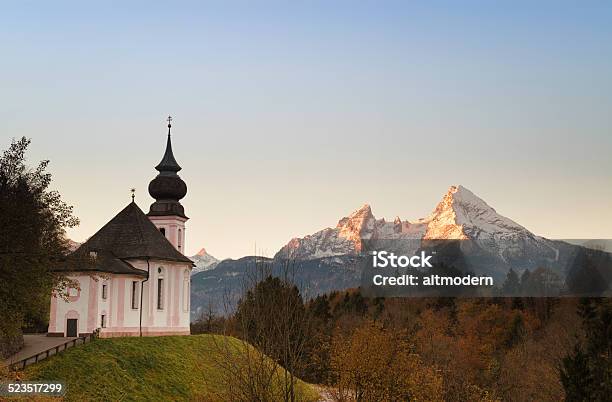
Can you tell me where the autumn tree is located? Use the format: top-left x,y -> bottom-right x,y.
330,321 -> 443,401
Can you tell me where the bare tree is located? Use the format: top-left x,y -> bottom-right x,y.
207,256 -> 315,402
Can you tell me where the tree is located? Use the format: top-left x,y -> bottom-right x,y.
560,299 -> 612,401
502,268 -> 520,296
330,321 -> 444,401
504,313 -> 525,348
211,259 -> 313,402
520,269 -> 531,295
0,137 -> 79,358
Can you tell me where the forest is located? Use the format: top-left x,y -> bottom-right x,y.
192,270 -> 612,402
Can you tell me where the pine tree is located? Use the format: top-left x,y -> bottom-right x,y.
560,298 -> 612,401
502,268 -> 520,296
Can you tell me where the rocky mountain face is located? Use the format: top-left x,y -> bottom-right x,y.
276,185 -> 544,260
190,185 -> 611,316
190,248 -> 219,275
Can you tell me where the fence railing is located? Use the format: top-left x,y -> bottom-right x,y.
7,333 -> 95,371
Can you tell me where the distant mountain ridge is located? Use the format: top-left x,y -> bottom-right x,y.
276,185 -> 540,261
186,185 -> 611,316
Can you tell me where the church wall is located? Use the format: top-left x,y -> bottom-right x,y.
50,261 -> 192,338
48,274 -> 97,337
94,259 -> 192,338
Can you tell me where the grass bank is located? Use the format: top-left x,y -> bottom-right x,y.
24,334 -> 318,401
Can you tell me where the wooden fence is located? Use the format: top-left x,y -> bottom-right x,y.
7,334 -> 95,371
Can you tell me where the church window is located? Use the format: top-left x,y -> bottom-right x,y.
101,314 -> 106,328
102,284 -> 107,300
157,278 -> 164,310
160,227 -> 166,237
178,229 -> 182,251
131,281 -> 139,309
182,270 -> 189,311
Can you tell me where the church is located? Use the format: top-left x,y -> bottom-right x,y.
48,118 -> 194,338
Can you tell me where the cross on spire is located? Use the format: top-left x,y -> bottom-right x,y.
155,116 -> 182,173
130,188 -> 136,202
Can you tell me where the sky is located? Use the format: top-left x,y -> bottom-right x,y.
1,1 -> 611,259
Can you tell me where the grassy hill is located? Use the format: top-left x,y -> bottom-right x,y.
24,334 -> 319,401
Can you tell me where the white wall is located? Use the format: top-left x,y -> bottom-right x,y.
50,259 -> 192,337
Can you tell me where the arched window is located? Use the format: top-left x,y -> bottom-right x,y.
160,227 -> 166,237
183,269 -> 190,312
178,228 -> 182,251
157,267 -> 165,310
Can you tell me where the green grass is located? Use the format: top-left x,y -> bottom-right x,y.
24,334 -> 319,401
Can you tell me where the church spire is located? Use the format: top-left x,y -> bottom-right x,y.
155,116 -> 182,174
148,116 -> 188,219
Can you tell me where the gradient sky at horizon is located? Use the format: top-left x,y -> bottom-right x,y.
2,1 -> 611,258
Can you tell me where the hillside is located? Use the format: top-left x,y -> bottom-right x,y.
24,335 -> 318,401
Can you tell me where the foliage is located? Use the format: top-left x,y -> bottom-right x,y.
329,321 -> 444,401
194,279 -> 602,402
560,299 -> 612,401
209,259 -> 316,402
502,268 -> 520,296
0,137 -> 78,357
235,275 -> 307,367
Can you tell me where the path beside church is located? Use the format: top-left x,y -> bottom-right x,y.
3,334 -> 77,367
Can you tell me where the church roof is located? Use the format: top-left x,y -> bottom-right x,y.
56,249 -> 148,276
74,202 -> 193,265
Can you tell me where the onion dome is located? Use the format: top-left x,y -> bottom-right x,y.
148,117 -> 188,218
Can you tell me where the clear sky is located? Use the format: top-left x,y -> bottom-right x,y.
2,1 -> 611,259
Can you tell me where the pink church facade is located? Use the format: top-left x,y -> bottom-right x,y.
48,259 -> 191,338
48,119 -> 194,338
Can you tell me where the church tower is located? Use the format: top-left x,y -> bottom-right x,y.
147,116 -> 188,254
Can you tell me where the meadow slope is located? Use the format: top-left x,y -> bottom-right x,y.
24,334 -> 318,401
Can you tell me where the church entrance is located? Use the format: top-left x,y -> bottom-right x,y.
66,319 -> 78,337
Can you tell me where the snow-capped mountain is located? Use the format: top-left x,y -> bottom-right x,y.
422,185 -> 533,240
190,247 -> 219,275
276,185 -> 550,262
191,185 -> 611,313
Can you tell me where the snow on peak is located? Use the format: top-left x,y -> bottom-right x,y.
276,185 -> 537,260
190,247 -> 220,275
424,185 -> 532,240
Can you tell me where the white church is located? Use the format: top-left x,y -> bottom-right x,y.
48,118 -> 194,338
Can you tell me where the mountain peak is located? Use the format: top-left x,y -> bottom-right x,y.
195,247 -> 209,257
276,185 -> 537,260
190,247 -> 219,275
335,204 -> 376,251
335,204 -> 374,231
425,184 -> 531,239
342,203 -> 372,220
